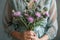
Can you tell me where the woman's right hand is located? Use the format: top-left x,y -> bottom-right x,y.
11,31 -> 23,40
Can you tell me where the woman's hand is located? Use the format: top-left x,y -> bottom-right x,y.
23,31 -> 49,40
23,30 -> 35,40
31,34 -> 49,40
23,30 -> 40,40
31,34 -> 40,40
11,31 -> 48,40
11,31 -> 23,40
10,31 -> 36,40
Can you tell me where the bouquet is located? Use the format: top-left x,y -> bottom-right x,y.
12,0 -> 49,30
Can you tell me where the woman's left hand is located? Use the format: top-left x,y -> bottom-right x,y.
31,35 -> 48,40
23,30 -> 40,40
23,30 -> 48,40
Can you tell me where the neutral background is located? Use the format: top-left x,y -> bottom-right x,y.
0,0 -> 60,40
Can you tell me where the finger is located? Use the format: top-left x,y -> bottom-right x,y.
32,32 -> 38,37
24,34 -> 31,40
26,31 -> 36,36
25,37 -> 31,40
29,31 -> 35,36
24,35 -> 35,40
24,36 -> 31,40
24,31 -> 34,36
24,34 -> 32,39
29,31 -> 38,37
29,36 -> 36,40
26,35 -> 37,39
24,31 -> 31,35
26,39 -> 31,40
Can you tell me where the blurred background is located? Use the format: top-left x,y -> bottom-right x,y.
0,0 -> 60,40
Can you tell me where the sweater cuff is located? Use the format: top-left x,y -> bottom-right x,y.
46,27 -> 57,40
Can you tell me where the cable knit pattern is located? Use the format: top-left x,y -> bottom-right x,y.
3,0 -> 58,40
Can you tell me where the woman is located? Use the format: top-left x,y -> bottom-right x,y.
3,0 -> 58,40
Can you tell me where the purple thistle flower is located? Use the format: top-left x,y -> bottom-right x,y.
35,12 -> 41,18
27,17 -> 34,23
34,0 -> 38,2
45,12 -> 49,17
13,11 -> 21,16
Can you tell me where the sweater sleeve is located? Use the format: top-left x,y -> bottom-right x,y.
2,0 -> 15,34
46,0 -> 58,39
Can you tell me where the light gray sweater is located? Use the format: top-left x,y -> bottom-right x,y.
3,0 -> 58,40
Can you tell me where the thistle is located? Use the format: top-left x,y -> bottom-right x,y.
12,0 -> 49,31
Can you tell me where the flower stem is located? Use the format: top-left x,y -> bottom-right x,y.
19,18 -> 28,29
